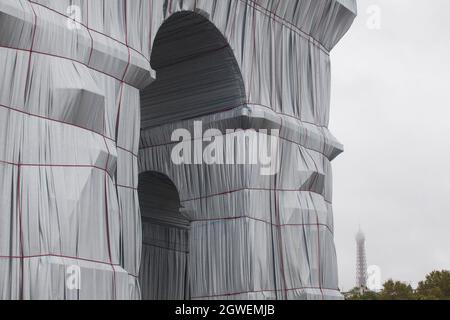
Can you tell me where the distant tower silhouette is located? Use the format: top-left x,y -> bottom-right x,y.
355,228 -> 367,291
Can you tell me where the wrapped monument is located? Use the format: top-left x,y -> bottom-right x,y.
0,0 -> 356,300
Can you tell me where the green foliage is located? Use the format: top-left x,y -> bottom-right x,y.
416,270 -> 450,300
345,287 -> 379,300
345,270 -> 450,300
378,280 -> 415,300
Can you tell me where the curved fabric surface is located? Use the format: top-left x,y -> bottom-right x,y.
0,0 -> 356,300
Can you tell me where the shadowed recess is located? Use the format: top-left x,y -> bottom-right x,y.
138,171 -> 190,300
140,11 -> 246,129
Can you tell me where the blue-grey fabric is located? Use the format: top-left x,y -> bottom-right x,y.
0,0 -> 356,300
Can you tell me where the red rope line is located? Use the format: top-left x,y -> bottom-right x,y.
102,137 -> 117,300
28,0 -> 150,63
114,186 -> 332,205
116,184 -> 137,191
114,1 -> 131,142
86,1 -> 94,65
105,2 -> 132,292
247,0 -> 257,100
0,254 -> 121,266
0,103 -> 137,159
17,163 -> 24,300
117,146 -> 138,158
306,141 -> 325,300
316,211 -> 325,300
275,119 -> 288,299
25,2 -> 37,86
168,0 -> 173,15
243,0 -> 330,54
191,286 -> 339,300
142,242 -> 189,254
181,188 -> 331,204
17,1 -> 38,300
114,83 -> 126,144
0,44 -> 139,89
149,0 -> 153,59
0,159 -> 115,180
194,216 -> 334,235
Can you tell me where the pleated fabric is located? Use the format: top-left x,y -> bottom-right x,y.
0,0 -> 356,300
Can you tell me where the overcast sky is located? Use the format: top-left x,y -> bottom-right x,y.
330,0 -> 450,291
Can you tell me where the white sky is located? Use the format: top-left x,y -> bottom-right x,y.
330,0 -> 450,291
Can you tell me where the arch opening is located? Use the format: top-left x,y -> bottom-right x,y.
138,171 -> 190,300
140,11 -> 246,129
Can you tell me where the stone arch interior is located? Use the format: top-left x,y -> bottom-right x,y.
140,11 -> 246,129
138,171 -> 190,300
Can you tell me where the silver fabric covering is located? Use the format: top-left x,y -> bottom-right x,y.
0,0 -> 356,300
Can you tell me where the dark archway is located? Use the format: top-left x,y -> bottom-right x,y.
140,11 -> 246,129
138,171 -> 189,300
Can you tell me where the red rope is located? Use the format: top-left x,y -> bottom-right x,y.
0,44 -> 139,89
192,286 -> 340,300
243,0 -> 330,54
0,103 -> 137,159
0,254 -> 121,266
86,1 -> 94,65
28,0 -> 150,63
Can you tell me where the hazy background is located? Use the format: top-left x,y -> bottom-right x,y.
331,0 -> 450,291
